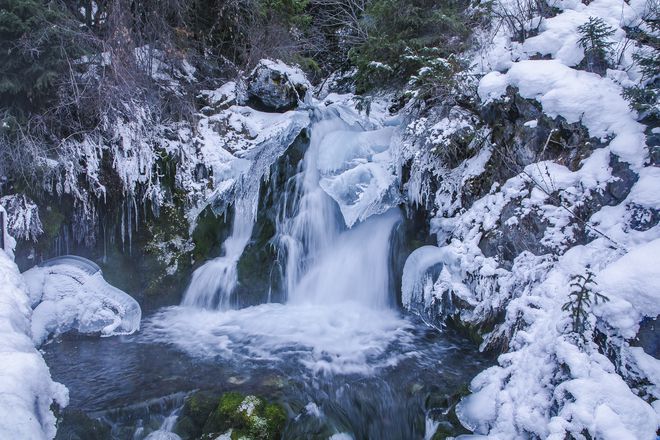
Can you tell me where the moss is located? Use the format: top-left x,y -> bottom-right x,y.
54,410 -> 112,440
263,403 -> 287,435
192,206 -> 230,263
39,204 -> 65,240
202,392 -> 287,440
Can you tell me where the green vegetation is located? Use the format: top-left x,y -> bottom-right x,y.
349,0 -> 472,92
174,391 -> 287,440
577,16 -> 615,74
0,0 -> 75,115
562,268 -> 609,341
623,9 -> 659,124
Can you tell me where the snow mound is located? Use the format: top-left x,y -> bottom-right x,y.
245,59 -> 311,111
0,223 -> 68,439
596,238 -> 660,338
23,256 -> 141,344
478,59 -> 647,169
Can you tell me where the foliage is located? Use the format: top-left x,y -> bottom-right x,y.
349,0 -> 471,92
622,7 -> 659,124
562,268 -> 609,340
0,0 -> 77,114
202,392 -> 287,440
577,16 -> 616,74
405,50 -> 470,103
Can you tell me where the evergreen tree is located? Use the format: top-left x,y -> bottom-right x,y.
0,0 -> 72,114
349,0 -> 471,92
562,268 -> 609,341
577,16 -> 616,74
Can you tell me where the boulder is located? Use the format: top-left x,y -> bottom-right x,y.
244,60 -> 310,111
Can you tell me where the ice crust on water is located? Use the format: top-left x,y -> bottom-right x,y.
22,256 -> 141,344
0,207 -> 68,440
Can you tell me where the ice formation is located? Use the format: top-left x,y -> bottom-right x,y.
0,206 -> 68,440
22,256 -> 141,344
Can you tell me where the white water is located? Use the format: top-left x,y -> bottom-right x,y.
182,197 -> 254,309
147,104 -> 408,375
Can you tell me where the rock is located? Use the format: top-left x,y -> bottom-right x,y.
244,60 -> 310,112
174,392 -> 219,440
55,410 -> 112,440
202,392 -> 287,440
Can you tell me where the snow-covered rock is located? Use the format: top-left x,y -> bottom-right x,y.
0,206 -> 68,439
22,255 -> 141,344
244,59 -> 310,111
400,0 -> 660,437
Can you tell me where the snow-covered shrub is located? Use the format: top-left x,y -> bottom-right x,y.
0,194 -> 43,242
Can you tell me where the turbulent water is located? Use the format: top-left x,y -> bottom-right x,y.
42,104 -> 491,439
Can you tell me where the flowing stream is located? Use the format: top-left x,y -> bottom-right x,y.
42,105 -> 491,439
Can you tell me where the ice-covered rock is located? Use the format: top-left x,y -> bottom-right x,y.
244,59 -> 310,111
22,256 -> 141,344
0,209 -> 68,439
317,125 -> 401,228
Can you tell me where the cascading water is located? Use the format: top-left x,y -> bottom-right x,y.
276,109 -> 398,308
43,101 -> 490,440
181,196 -> 254,309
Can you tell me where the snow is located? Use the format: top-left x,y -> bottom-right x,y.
479,59 -> 647,169
253,59 -> 310,90
0,228 -> 68,439
0,194 -> 43,242
596,238 -> 660,338
22,256 -> 141,344
400,0 -> 660,436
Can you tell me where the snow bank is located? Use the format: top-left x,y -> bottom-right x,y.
401,0 -> 660,437
0,208 -> 68,439
597,239 -> 660,338
479,59 -> 647,169
23,256 -> 141,344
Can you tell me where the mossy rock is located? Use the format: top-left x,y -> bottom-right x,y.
174,392 -> 220,439
202,392 -> 287,440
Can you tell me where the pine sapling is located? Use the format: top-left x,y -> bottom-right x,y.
577,17 -> 616,74
562,268 -> 609,339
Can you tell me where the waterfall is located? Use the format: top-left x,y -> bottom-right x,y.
182,104 -> 399,310
276,110 -> 399,307
182,196 -> 254,309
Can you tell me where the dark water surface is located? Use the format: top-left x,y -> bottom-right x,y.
43,308 -> 490,440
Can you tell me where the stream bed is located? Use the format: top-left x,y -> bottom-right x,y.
43,304 -> 490,440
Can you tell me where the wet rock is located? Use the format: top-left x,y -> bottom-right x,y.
243,60 -> 310,112
174,392 -> 219,440
55,410 -> 112,440
202,392 -> 287,440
